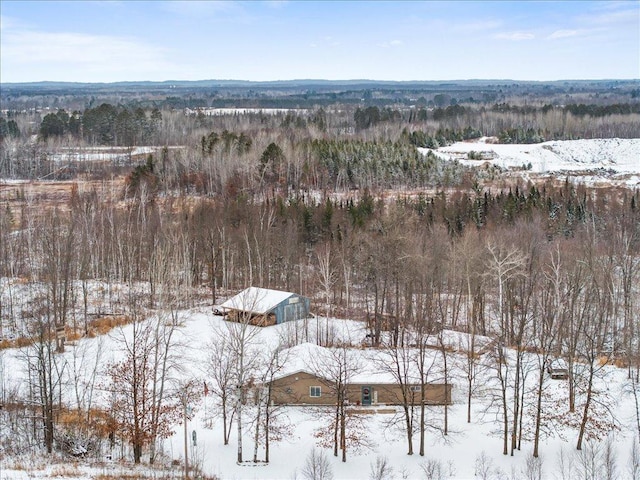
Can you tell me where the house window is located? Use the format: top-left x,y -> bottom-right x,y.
310,386 -> 321,397
410,386 -> 422,393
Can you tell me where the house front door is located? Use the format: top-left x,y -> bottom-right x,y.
361,386 -> 372,406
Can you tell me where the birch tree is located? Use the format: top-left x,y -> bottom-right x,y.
225,288 -> 263,463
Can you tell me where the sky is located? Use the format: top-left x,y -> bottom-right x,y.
1,0 -> 639,83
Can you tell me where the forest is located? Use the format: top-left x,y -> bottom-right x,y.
1,80 -> 640,479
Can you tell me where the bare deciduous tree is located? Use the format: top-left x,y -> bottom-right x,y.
301,448 -> 334,480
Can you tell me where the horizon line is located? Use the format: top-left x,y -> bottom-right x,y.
3,77 -> 640,86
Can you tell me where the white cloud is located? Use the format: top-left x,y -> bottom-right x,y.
494,31 -> 535,41
547,29 -> 579,40
378,39 -> 403,48
577,4 -> 640,26
321,36 -> 340,47
1,26 -> 178,82
0,14 -> 23,31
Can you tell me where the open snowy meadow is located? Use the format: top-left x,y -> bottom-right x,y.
421,138 -> 640,188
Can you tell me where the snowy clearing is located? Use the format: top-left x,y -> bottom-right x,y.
419,138 -> 640,187
47,146 -> 186,164
1,309 -> 638,479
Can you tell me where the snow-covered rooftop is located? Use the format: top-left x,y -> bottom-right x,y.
275,342 -> 446,384
219,286 -> 296,314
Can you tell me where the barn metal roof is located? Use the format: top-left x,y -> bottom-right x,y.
219,287 -> 296,315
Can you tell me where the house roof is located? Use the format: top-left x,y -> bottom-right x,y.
273,342 -> 446,385
219,287 -> 295,315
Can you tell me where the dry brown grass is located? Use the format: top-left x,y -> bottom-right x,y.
87,315 -> 132,336
0,315 -> 133,351
0,178 -> 126,232
6,461 -> 28,470
597,355 -> 630,368
93,475 -> 150,480
597,355 -> 628,368
0,335 -> 35,350
48,464 -> 82,477
65,329 -> 84,342
93,474 -> 220,480
613,357 -> 629,368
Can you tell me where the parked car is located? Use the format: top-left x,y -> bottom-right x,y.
547,359 -> 569,379
212,307 -> 227,317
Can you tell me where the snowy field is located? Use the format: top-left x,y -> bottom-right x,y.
419,138 -> 640,187
1,308 -> 638,479
186,108 -> 310,116
47,146 -> 185,164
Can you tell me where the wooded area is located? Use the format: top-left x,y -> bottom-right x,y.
1,80 -> 639,477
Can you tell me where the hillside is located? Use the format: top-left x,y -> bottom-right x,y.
1,309 -> 638,479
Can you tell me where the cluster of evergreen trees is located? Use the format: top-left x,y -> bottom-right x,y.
354,106 -> 403,130
497,127 -> 545,144
38,104 -> 163,145
310,138 -> 465,190
0,117 -> 21,140
402,126 -> 483,148
561,103 -> 640,117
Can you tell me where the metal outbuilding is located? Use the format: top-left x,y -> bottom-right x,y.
219,287 -> 310,326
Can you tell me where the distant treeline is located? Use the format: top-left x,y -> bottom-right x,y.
355,102 -> 640,128
0,98 -> 635,148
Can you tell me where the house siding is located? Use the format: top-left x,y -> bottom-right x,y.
270,372 -> 452,406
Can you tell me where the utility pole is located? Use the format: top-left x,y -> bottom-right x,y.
184,402 -> 189,480
177,379 -> 197,479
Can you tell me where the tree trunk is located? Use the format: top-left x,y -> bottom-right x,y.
333,398 -> 340,457
576,366 -> 595,450
253,390 -> 261,463
533,369 -> 544,458
236,395 -> 243,463
133,442 -> 142,464
442,342 -> 449,436
222,399 -> 230,445
340,401 -> 346,462
511,349 -> 521,456
419,399 -> 425,456
264,386 -> 271,463
403,402 -> 413,455
502,388 -> 509,456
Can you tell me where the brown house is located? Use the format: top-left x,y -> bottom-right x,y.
269,370 -> 452,407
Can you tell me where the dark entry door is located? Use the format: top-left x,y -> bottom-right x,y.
361,386 -> 372,406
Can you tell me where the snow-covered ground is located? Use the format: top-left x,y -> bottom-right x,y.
419,138 -> 640,187
1,309 -> 638,479
47,146 -> 185,164
186,107 -> 309,116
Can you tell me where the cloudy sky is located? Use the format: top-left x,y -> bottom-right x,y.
1,0 -> 638,83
